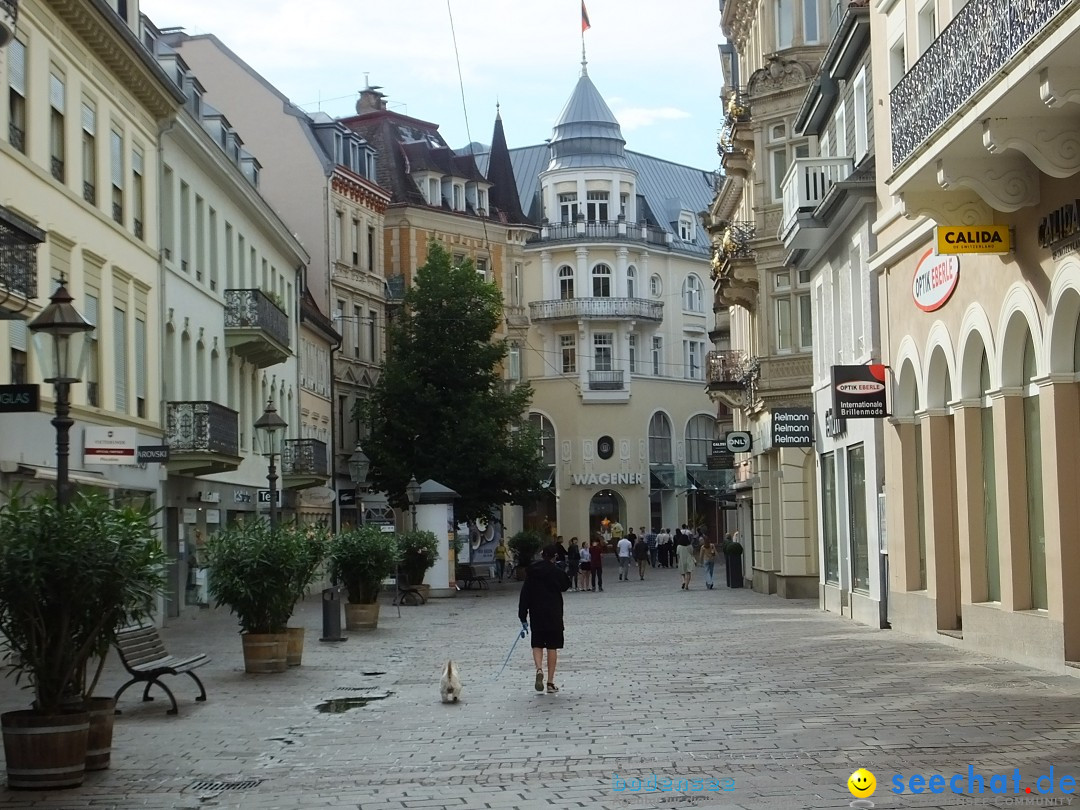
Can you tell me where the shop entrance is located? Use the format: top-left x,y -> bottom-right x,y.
589,489 -> 624,543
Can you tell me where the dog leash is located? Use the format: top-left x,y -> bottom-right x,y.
493,624 -> 527,681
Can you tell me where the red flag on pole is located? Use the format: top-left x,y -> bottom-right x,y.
581,1 -> 591,33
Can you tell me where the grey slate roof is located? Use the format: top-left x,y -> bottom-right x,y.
548,71 -> 630,170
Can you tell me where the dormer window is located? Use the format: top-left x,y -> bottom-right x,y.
333,132 -> 344,165
452,183 -> 464,211
478,188 -> 487,214
678,213 -> 695,241
365,151 -> 376,180
428,178 -> 440,206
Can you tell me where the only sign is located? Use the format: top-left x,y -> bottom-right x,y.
725,431 -> 752,453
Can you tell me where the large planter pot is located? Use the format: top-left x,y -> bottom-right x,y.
241,632 -> 288,674
285,627 -> 305,667
84,697 -> 116,771
2,709 -> 89,789
345,602 -> 380,630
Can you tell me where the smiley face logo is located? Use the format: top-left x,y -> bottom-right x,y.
848,768 -> 876,798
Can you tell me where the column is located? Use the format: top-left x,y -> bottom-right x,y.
952,401 -> 986,605
921,410 -> 959,631
1038,377 -> 1080,658
540,250 -> 553,300
992,390 -> 1029,611
575,247 -> 589,299
887,420 -> 920,591
615,247 -> 628,297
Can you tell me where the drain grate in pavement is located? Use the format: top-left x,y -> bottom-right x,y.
190,779 -> 263,792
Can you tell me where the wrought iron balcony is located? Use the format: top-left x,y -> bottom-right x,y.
529,297 -> 664,323
528,220 -> 670,249
706,350 -> 747,391
710,221 -> 759,312
0,205 -> 42,318
588,369 -> 625,391
165,401 -> 240,475
890,0 -> 1071,168
50,157 -> 64,183
780,156 -> 855,242
224,288 -> 291,368
281,438 -> 329,489
83,182 -> 96,205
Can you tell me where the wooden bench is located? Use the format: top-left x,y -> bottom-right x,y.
113,624 -> 209,716
455,563 -> 490,590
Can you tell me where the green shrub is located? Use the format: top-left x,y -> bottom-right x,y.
508,530 -> 543,568
327,526 -> 398,604
397,530 -> 439,587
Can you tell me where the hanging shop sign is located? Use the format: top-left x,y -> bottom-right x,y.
771,407 -> 814,448
0,383 -> 39,413
725,431 -> 752,453
1038,199 -> 1080,259
935,225 -> 1011,255
911,248 -> 960,312
832,364 -> 889,419
83,426 -> 138,465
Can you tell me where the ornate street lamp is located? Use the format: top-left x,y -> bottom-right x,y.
28,277 -> 94,507
405,474 -> 421,532
254,398 -> 287,528
348,443 -> 370,525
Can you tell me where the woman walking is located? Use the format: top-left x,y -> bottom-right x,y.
577,539 -> 591,591
698,538 -> 718,589
567,538 -> 581,591
676,533 -> 695,590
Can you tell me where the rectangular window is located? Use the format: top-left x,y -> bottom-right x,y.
208,208 -> 218,290
770,148 -> 788,201
628,334 -> 637,374
822,453 -> 839,584
918,0 -> 937,56
84,293 -> 100,406
335,212 -> 344,261
776,0 -> 794,48
652,336 -> 663,376
367,226 -> 375,271
586,190 -> 609,222
849,243 -> 863,355
9,320 -> 27,384
593,333 -> 613,371
81,102 -> 96,204
131,148 -> 144,239
428,178 -> 439,206
50,73 -> 65,182
353,305 -> 362,358
890,38 -> 907,90
683,340 -> 703,380
558,193 -> 578,223
111,129 -> 124,225
804,0 -> 819,42
679,217 -> 693,241
352,220 -> 361,266
114,307 -> 128,413
453,184 -> 464,211
368,310 -> 377,362
849,444 -> 869,591
853,70 -> 869,161
7,39 -> 27,153
476,258 -> 488,280
835,102 -> 848,158
560,334 -> 576,374
512,263 -> 523,306
799,292 -> 813,350
508,342 -> 521,381
135,317 -> 147,418
776,298 -> 792,352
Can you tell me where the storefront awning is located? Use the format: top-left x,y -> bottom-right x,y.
650,468 -> 676,491
2,462 -> 117,489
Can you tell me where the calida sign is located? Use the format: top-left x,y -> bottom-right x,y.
935,225 -> 1011,255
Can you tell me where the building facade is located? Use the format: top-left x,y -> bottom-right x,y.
501,64 -> 719,542
782,1 -> 886,626
707,0 -> 831,597
871,0 -> 1080,670
0,1 -> 182,539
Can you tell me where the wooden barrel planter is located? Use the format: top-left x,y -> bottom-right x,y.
1,709 -> 89,789
84,697 -> 116,771
344,602 -> 380,630
241,633 -> 288,674
285,627 -> 305,667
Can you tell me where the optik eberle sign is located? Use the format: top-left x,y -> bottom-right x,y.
832,364 -> 889,419
0,384 -> 39,413
912,248 -> 959,312
771,408 -> 814,448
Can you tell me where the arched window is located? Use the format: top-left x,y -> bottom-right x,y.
682,274 -> 703,312
627,265 -> 637,298
529,412 -> 556,466
648,411 -> 673,465
558,265 -> 574,300
684,414 -> 714,466
592,263 -> 612,298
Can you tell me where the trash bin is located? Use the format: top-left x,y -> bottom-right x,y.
320,586 -> 345,642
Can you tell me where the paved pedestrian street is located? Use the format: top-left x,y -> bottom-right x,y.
3,567 -> 1080,810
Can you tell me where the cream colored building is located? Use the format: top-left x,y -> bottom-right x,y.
0,0 -> 182,517
504,65 -> 719,541
871,0 -> 1080,671
707,0 -> 831,597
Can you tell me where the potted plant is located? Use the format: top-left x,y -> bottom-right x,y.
0,491 -> 164,788
284,525 -> 329,666
396,530 -> 438,601
508,530 -> 543,581
723,539 -> 745,589
327,526 -> 398,630
205,519 -> 311,673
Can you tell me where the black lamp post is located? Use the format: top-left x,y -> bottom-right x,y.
28,277 -> 94,508
254,398 -> 287,528
348,443 -> 370,525
406,475 -> 421,531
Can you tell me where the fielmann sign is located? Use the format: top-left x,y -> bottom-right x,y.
832,364 -> 889,419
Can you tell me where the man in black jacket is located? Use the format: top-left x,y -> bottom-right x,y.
518,544 -> 571,694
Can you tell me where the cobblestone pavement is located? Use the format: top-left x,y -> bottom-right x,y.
2,564 -> 1080,810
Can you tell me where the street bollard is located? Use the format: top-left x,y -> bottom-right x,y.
320,586 -> 345,642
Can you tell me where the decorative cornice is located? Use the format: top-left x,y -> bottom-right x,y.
936,156 -> 1040,213
332,172 -> 390,214
983,117 -> 1080,179
747,57 -> 817,98
899,189 -> 993,224
1040,66 -> 1080,108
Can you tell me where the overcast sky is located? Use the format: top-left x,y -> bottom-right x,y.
139,0 -> 724,172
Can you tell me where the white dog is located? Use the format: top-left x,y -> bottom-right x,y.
440,660 -> 462,703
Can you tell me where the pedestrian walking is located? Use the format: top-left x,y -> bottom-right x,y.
517,544 -> 571,694
616,533 -> 632,581
567,538 -> 581,591
698,538 -> 718,589
589,536 -> 605,592
494,538 -> 508,583
657,528 -> 671,567
577,539 -> 592,591
677,535 -> 695,590
645,527 -> 658,568
633,533 -> 649,580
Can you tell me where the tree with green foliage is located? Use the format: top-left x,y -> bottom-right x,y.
360,241 -> 543,524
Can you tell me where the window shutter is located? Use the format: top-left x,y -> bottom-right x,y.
135,318 -> 146,400
84,294 -> 98,326
49,74 -> 64,111
8,320 -> 27,352
111,131 -> 123,186
114,308 -> 127,411
7,40 -> 26,95
132,147 -> 143,175
81,103 -> 95,134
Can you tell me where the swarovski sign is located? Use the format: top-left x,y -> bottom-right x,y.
570,472 -> 645,486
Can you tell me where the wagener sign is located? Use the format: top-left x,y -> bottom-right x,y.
569,472 -> 645,486
935,225 -> 1011,254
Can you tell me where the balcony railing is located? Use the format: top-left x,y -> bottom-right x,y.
282,438 -> 329,478
528,220 -> 670,248
50,157 -> 64,182
890,0 -> 1071,168
8,123 -> 24,153
718,221 -> 755,263
0,205 -> 42,314
83,182 -> 95,205
706,350 -> 747,389
166,401 -> 239,458
0,1 -> 17,38
780,156 -> 855,238
529,297 -> 664,322
224,288 -> 290,366
588,369 -> 625,391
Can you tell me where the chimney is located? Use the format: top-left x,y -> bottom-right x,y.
356,86 -> 387,114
